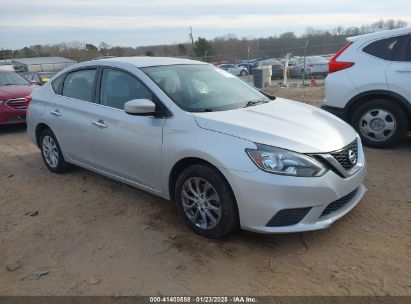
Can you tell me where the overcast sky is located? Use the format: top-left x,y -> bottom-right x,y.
1,0 -> 410,49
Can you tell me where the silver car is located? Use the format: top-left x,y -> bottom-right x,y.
218,64 -> 248,76
291,56 -> 329,78
27,57 -> 366,238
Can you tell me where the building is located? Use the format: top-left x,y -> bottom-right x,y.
11,57 -> 76,72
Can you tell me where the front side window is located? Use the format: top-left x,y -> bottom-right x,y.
99,68 -> 153,110
363,35 -> 406,61
62,69 -> 97,102
142,64 -> 270,112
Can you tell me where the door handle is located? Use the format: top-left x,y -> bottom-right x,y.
396,69 -> 411,73
50,110 -> 62,117
92,120 -> 108,129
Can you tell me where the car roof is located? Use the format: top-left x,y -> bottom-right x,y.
348,27 -> 411,43
93,56 -> 206,68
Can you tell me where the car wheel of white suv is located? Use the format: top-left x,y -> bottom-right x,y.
351,99 -> 409,148
174,164 -> 238,238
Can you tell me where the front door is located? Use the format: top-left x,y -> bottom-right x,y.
90,68 -> 165,191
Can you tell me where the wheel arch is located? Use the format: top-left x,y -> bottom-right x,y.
168,157 -> 237,206
346,90 -> 411,126
35,123 -> 51,147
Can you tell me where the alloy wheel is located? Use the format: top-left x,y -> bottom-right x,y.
181,177 -> 222,229
42,135 -> 59,168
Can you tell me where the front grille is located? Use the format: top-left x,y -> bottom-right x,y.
330,140 -> 358,171
6,98 -> 26,110
266,207 -> 312,227
320,188 -> 358,218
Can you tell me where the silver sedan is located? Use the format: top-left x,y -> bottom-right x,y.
27,57 -> 366,238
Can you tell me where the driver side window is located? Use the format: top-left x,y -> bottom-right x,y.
99,68 -> 153,110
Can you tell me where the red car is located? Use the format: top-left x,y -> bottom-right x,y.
0,71 -> 37,125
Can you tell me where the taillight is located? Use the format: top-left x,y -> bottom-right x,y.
308,64 -> 315,68
329,42 -> 354,73
24,96 -> 32,107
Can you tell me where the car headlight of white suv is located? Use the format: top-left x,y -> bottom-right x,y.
246,144 -> 327,177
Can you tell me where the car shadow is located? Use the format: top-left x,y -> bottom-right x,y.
0,124 -> 27,135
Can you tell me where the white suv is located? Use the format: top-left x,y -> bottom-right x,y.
323,27 -> 411,148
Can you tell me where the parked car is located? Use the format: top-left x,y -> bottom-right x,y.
21,71 -> 57,86
256,59 -> 283,79
0,71 -> 36,125
218,64 -> 248,76
323,27 -> 411,148
238,63 -> 256,75
291,56 -> 329,78
27,57 -> 366,238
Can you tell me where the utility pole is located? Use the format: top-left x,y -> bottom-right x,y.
189,27 -> 194,56
247,44 -> 251,83
302,39 -> 309,87
283,53 -> 290,87
204,50 -> 208,62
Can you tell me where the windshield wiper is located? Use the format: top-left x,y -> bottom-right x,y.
242,99 -> 270,108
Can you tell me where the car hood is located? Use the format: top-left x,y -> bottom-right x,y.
0,85 -> 36,100
193,98 -> 357,153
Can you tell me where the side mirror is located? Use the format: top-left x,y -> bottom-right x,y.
124,99 -> 157,116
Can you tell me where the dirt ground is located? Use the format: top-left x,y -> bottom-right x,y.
0,86 -> 410,296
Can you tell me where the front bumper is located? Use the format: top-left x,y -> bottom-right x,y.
0,104 -> 26,125
225,161 -> 367,233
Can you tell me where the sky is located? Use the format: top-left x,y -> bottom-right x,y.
1,0 -> 410,49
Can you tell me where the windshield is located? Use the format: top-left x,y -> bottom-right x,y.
142,64 -> 270,112
0,72 -> 30,86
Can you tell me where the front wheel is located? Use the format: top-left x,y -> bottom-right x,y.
351,99 -> 408,148
174,164 -> 238,238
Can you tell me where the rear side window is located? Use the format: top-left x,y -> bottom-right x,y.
363,35 -> 406,61
99,68 -> 153,110
406,36 -> 411,61
51,74 -> 64,93
62,69 -> 97,102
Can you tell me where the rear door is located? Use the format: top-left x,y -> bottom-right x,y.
90,67 -> 166,191
386,34 -> 411,103
46,68 -> 98,166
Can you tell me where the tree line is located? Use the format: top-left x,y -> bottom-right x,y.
0,19 -> 407,63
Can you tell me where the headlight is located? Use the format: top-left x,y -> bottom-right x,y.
246,144 -> 327,177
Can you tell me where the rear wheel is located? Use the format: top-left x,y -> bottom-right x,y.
174,164 -> 238,238
351,99 -> 408,148
240,69 -> 247,76
40,129 -> 70,173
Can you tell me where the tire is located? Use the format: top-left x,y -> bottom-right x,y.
39,129 -> 71,173
351,99 -> 408,148
174,164 -> 238,238
240,70 -> 247,76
